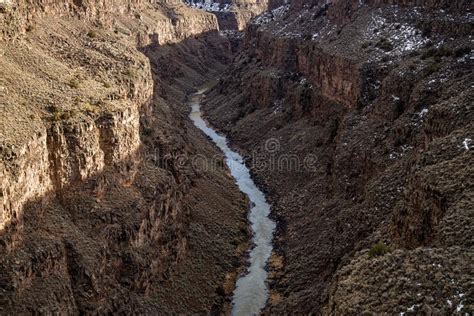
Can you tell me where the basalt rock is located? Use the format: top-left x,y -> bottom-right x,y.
203,0 -> 473,313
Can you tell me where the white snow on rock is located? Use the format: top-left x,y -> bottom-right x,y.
418,108 -> 429,118
185,0 -> 232,12
365,9 -> 430,59
462,138 -> 471,150
252,5 -> 290,26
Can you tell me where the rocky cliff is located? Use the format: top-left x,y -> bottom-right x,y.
185,0 -> 274,30
203,0 -> 473,313
0,0 -> 249,313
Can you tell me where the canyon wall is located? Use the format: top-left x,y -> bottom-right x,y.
0,0 -> 219,230
185,0 -> 271,30
0,0 -> 249,313
204,0 -> 473,313
1,0 -> 219,43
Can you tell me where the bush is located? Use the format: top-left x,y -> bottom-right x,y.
69,77 -> 81,89
454,46 -> 471,58
369,243 -> 391,258
82,102 -> 100,114
425,62 -> 441,76
87,30 -> 97,38
421,46 -> 452,60
126,67 -> 137,79
61,111 -> 72,121
52,111 -> 62,122
49,106 -> 72,122
376,38 -> 394,52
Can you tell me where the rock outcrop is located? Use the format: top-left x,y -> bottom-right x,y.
185,0 -> 272,30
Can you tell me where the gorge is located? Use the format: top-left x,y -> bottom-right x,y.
1,0 -> 473,314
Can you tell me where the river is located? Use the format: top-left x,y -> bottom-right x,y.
189,89 -> 276,316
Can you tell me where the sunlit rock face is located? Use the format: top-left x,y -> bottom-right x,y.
0,0 -> 249,314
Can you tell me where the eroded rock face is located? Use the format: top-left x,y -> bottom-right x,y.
0,0 -> 222,229
203,0 -> 473,313
185,0 -> 271,30
0,0 -> 248,314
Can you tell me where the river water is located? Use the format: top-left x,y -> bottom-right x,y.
189,90 -> 276,316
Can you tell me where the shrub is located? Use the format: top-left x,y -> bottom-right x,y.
87,30 -> 97,38
454,46 -> 471,58
425,62 -> 441,76
61,111 -> 72,121
368,243 -> 391,258
82,102 -> 100,114
421,46 -> 452,60
52,111 -> 62,122
416,21 -> 432,37
436,46 -> 452,57
126,67 -> 137,79
376,38 -> 394,51
302,33 -> 313,41
69,77 -> 81,89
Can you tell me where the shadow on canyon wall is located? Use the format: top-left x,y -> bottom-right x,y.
0,30 -> 250,314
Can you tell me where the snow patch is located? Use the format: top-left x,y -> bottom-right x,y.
252,5 -> 290,26
185,0 -> 232,12
462,138 -> 471,150
417,108 -> 429,118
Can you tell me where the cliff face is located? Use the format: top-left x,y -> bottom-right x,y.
185,0 -> 272,30
0,0 -> 248,313
203,0 -> 473,313
1,0 -> 219,43
0,0 -> 221,232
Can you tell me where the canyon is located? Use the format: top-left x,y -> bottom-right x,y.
1,0 -> 473,314
1,0 -> 249,313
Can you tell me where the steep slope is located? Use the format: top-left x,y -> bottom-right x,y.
203,0 -> 473,313
185,0 -> 278,31
0,1 -> 249,313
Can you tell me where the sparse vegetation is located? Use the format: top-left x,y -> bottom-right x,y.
417,21 -> 432,37
49,105 -> 73,122
87,30 -> 97,38
425,61 -> 441,76
126,67 -> 137,79
82,102 -> 101,114
454,46 -> 471,58
376,38 -> 394,51
421,46 -> 452,60
368,243 -> 391,258
69,77 -> 81,89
